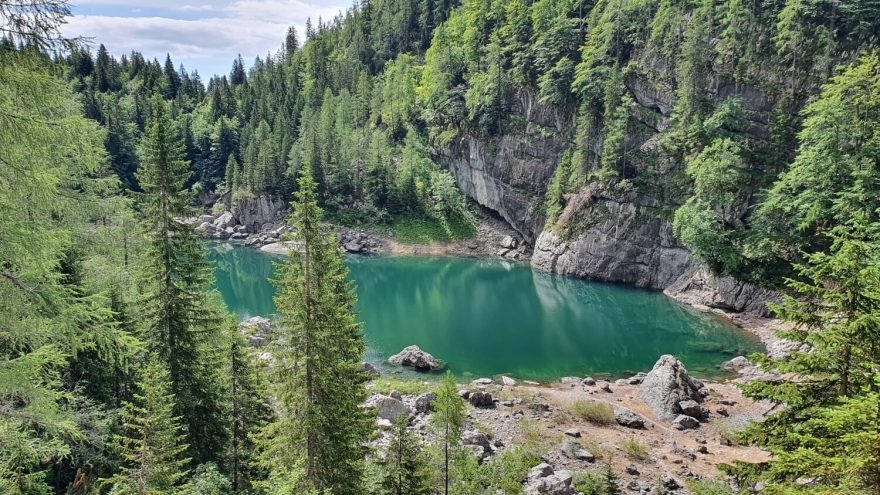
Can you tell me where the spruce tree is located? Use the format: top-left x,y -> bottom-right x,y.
228,326 -> 272,493
432,371 -> 465,495
742,215 -> 880,492
137,96 -> 229,465
104,358 -> 190,495
256,167 -> 372,494
380,415 -> 433,495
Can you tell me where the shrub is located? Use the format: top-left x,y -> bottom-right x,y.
568,400 -> 615,425
621,438 -> 648,461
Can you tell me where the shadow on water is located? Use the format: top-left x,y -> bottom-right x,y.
208,243 -> 763,381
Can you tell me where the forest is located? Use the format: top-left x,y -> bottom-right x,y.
1,0 -> 879,494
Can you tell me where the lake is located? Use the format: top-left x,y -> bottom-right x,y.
209,242 -> 762,381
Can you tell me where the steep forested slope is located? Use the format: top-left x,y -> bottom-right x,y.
63,0 -> 880,303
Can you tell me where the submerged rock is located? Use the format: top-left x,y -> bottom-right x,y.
387,345 -> 442,371
638,355 -> 705,420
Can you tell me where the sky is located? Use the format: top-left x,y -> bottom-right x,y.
62,0 -> 348,78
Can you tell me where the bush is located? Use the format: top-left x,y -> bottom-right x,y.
573,469 -> 605,495
568,400 -> 615,425
621,438 -> 648,461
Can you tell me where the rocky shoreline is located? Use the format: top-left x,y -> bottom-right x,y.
239,317 -> 775,494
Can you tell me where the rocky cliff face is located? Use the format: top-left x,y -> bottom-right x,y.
441,75 -> 781,316
440,90 -> 571,244
230,196 -> 287,233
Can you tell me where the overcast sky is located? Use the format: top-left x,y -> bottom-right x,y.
62,0 -> 347,78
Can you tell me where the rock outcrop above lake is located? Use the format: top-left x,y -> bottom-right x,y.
638,355 -> 706,421
387,345 -> 442,371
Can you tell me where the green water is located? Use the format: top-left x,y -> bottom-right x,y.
209,242 -> 762,381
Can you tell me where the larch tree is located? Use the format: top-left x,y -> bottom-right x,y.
256,167 -> 372,495
432,371 -> 466,495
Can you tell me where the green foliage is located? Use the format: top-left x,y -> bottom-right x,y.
104,358 -> 191,495
741,214 -> 880,491
257,168 -> 373,494
567,400 -> 615,425
621,438 -> 648,461
432,371 -> 466,495
379,416 -> 434,495
137,96 -> 230,466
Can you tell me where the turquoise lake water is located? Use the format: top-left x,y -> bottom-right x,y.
209,242 -> 762,381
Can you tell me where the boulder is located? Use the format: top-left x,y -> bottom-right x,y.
523,463 -> 576,495
672,414 -> 700,430
372,395 -> 410,422
196,221 -> 215,233
721,355 -> 752,372
471,378 -> 493,386
560,376 -> 581,385
214,211 -> 236,230
499,375 -> 517,386
582,377 -> 596,386
343,240 -> 364,253
461,430 -> 491,453
415,392 -> 436,414
638,355 -> 705,420
678,399 -> 709,420
238,317 -> 272,348
500,235 -> 517,249
468,391 -> 495,408
614,408 -> 646,429
357,362 -> 380,377
560,438 -> 594,462
198,214 -> 216,224
387,345 -> 442,371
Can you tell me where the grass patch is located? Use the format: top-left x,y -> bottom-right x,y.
387,213 -> 476,244
368,378 -> 432,396
568,400 -> 615,425
621,438 -> 648,461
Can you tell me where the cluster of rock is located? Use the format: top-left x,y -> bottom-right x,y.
638,355 -> 710,430
194,209 -> 288,246
523,463 -> 576,495
338,228 -> 386,254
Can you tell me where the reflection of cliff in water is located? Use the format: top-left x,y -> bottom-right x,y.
209,244 -> 763,380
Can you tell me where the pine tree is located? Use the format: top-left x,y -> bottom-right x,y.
432,371 -> 465,495
256,167 -> 372,495
225,154 -> 238,193
137,96 -> 229,466
379,416 -> 433,495
104,358 -> 190,495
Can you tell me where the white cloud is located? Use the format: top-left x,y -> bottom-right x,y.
63,0 -> 345,76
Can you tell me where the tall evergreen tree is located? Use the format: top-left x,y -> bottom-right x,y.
137,96 -> 229,466
256,168 -> 372,494
227,326 -> 272,493
104,358 -> 190,495
380,415 -> 433,495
